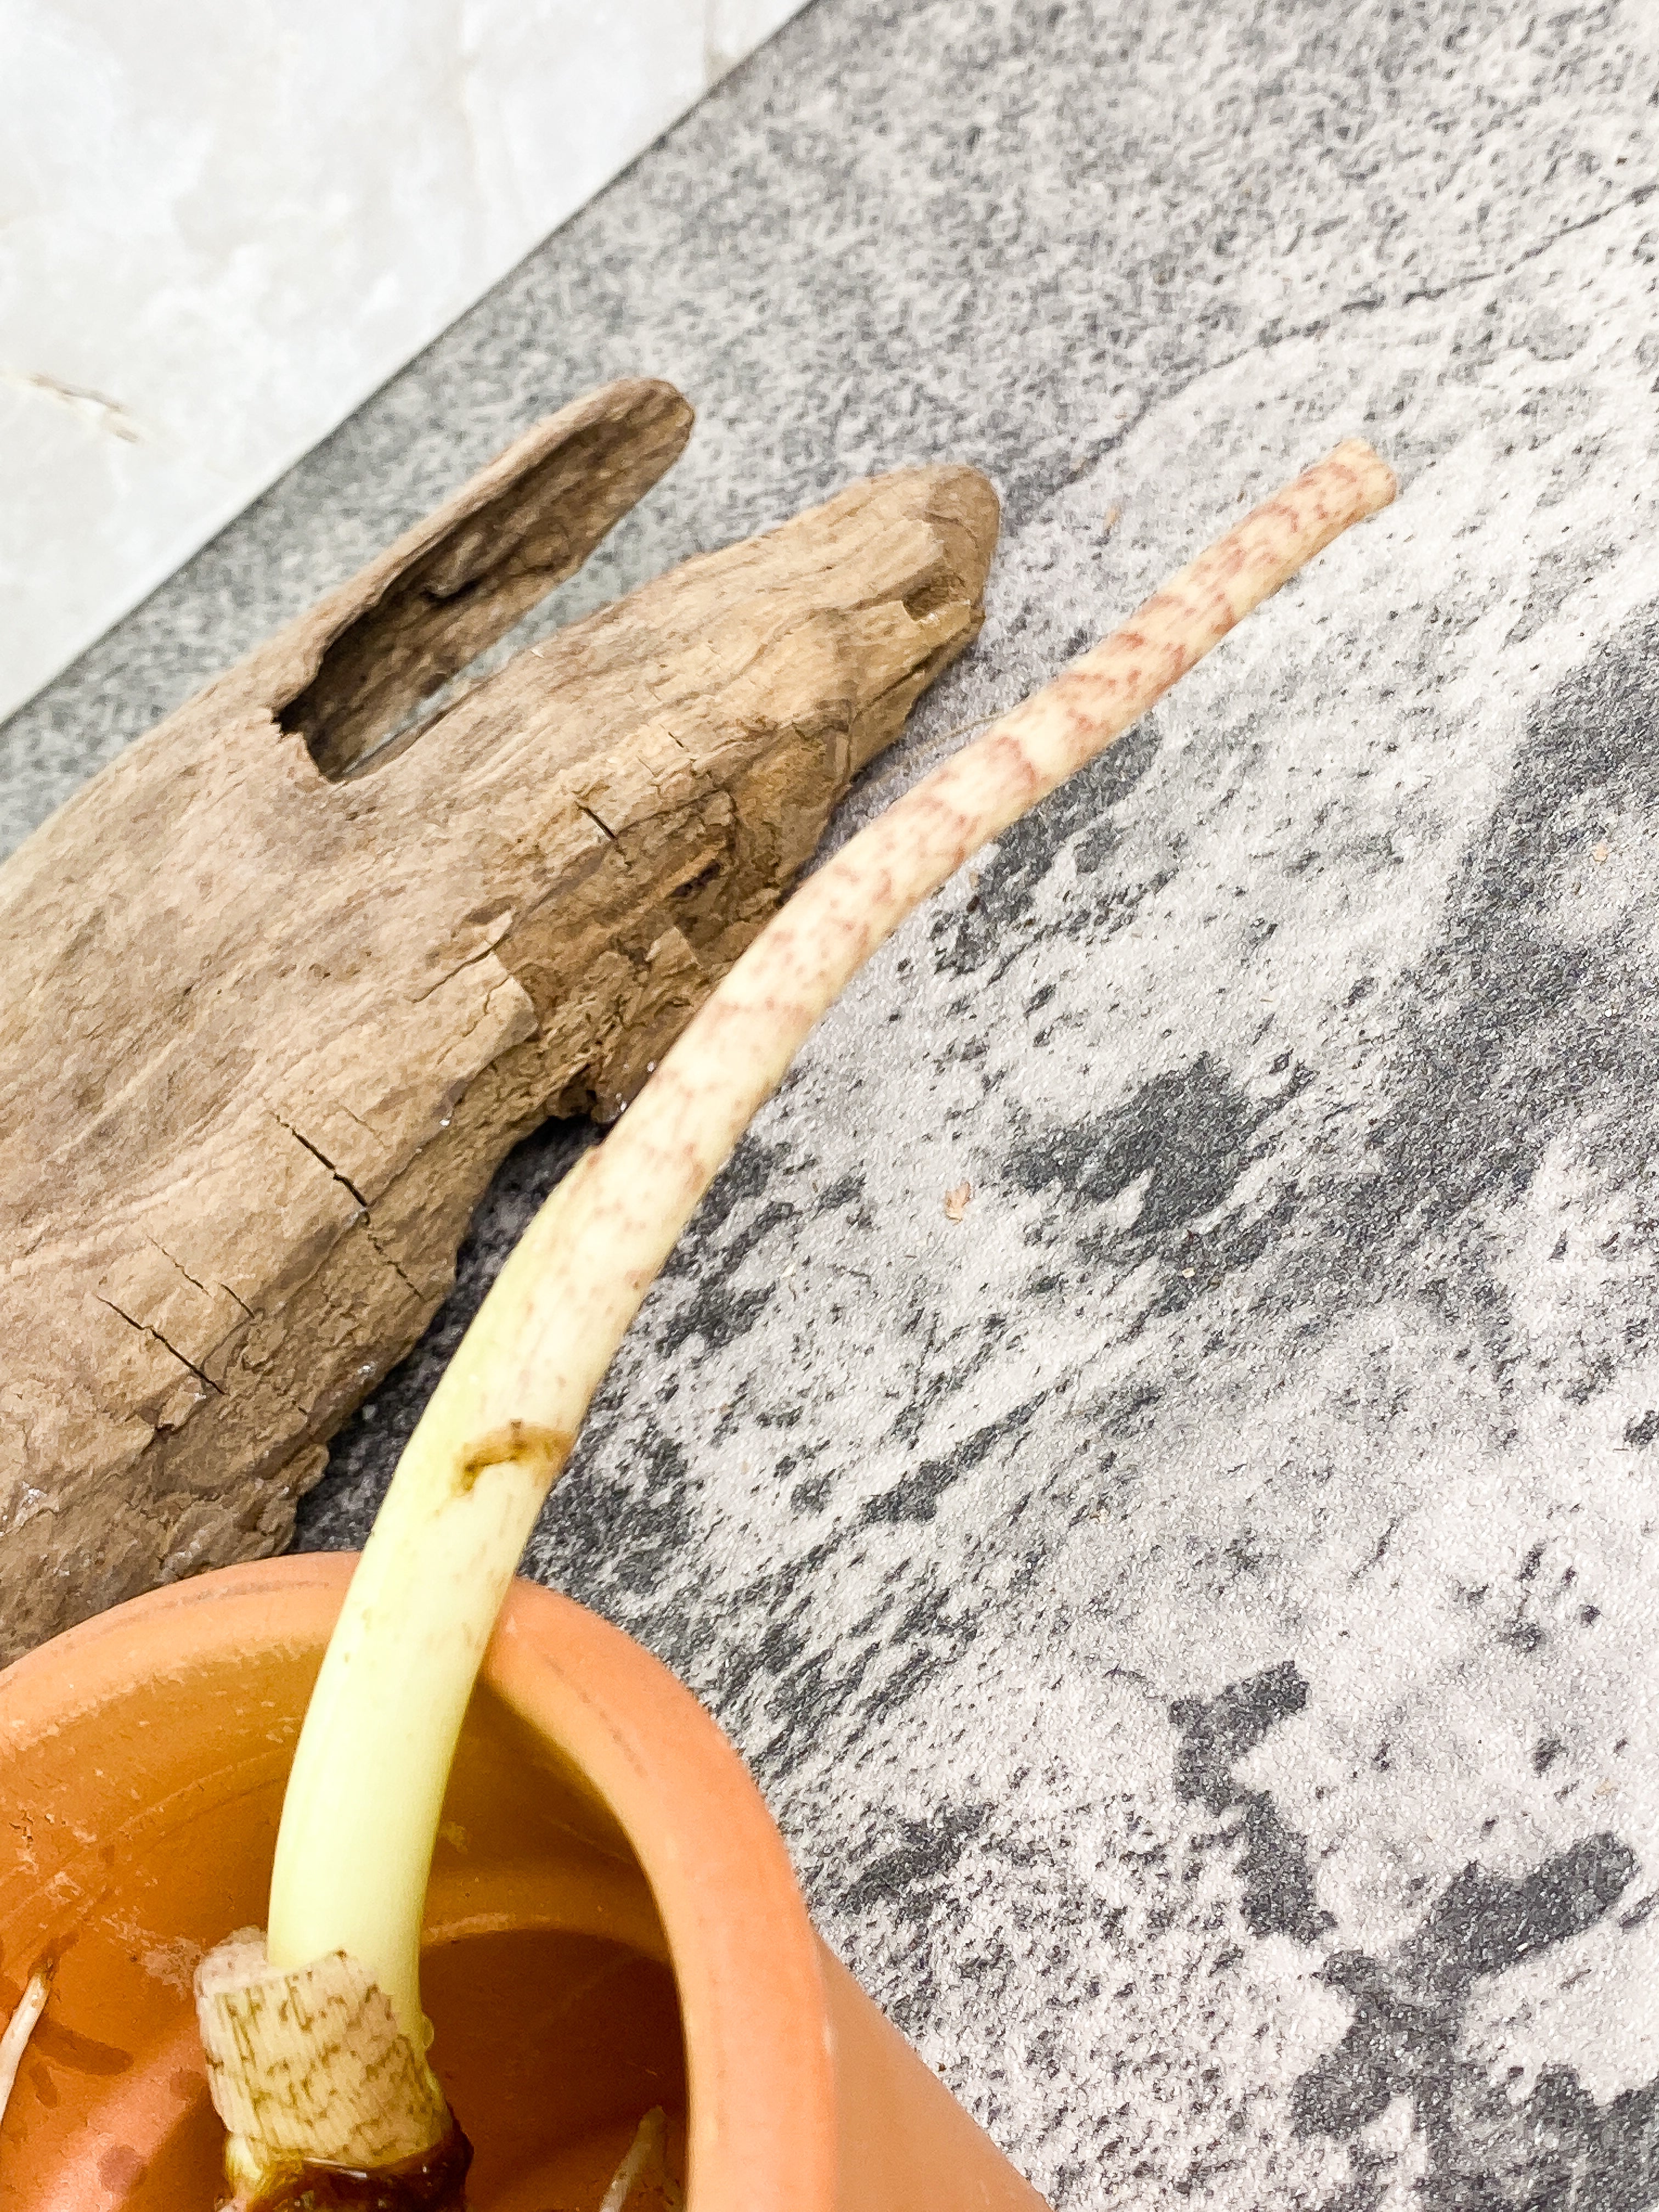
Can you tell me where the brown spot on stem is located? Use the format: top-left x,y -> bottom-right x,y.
455,1421 -> 571,1494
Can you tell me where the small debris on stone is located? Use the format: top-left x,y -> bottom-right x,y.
1593,841 -> 1611,863
944,1181 -> 973,1222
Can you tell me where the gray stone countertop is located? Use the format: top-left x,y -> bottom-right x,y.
6,3 -> 1658,2204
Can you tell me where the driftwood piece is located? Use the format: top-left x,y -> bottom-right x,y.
0,378 -> 998,1658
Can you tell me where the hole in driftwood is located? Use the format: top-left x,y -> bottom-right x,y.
278,464 -> 582,783
285,572 -> 526,786
282,394 -> 691,782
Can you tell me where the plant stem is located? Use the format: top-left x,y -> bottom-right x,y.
262,438 -> 1395,2097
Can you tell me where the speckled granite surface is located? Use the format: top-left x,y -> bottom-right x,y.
7,3 -> 1659,2204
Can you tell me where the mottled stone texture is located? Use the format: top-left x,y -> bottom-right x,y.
8,2 -> 1659,2205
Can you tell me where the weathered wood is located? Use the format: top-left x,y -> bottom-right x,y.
0,378 -> 999,1659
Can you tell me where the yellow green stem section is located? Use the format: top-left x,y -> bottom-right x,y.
267,440 -> 1398,2057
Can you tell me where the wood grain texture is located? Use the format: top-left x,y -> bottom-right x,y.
0,378 -> 999,1658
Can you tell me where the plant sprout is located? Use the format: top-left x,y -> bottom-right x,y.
182,439 -> 1396,2208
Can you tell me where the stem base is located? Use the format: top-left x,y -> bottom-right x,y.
197,1931 -> 450,2194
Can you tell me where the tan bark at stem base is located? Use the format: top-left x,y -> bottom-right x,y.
196,1932 -> 449,2186
0,376 -> 999,1662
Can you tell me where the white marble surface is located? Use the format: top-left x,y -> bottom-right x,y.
0,0 -> 805,723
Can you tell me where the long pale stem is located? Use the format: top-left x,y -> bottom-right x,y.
266,439 -> 1396,2060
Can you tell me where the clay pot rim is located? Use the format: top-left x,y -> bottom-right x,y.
0,1553 -> 836,2208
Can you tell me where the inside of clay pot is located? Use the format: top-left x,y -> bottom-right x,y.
422,1929 -> 685,2212
0,1612 -> 687,2211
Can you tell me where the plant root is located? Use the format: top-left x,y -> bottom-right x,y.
0,1967 -> 52,2134
600,2107 -> 685,2212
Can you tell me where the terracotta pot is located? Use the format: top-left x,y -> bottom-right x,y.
0,1556 -> 1048,2210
